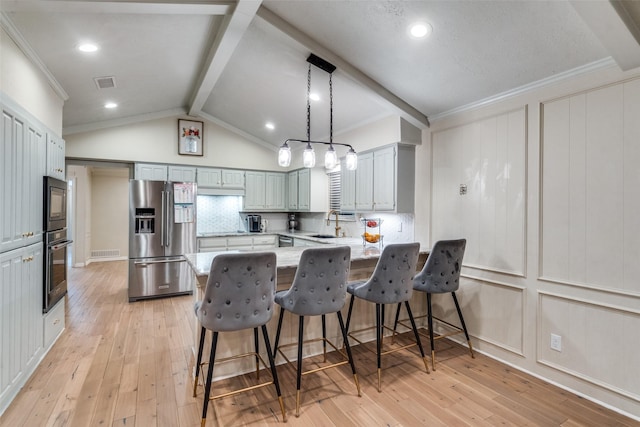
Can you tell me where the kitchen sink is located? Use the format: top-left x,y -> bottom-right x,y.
310,234 -> 337,239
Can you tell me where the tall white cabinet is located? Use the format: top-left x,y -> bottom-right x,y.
1,97 -> 64,415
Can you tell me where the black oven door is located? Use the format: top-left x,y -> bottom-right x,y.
44,235 -> 72,312
44,176 -> 67,232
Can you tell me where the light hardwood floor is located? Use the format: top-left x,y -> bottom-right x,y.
1,260 -> 636,426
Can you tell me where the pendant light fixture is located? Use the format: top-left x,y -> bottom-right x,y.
278,54 -> 357,170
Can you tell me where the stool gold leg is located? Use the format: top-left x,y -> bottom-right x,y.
431,350 -> 436,371
296,389 -> 301,417
278,396 -> 287,422
201,418 -> 206,427
354,374 -> 362,397
468,340 -> 475,358
377,368 -> 382,393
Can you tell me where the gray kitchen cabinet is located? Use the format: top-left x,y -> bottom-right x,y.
197,235 -> 277,252
244,171 -> 266,210
265,172 -> 286,210
197,168 -> 244,189
355,152 -> 374,212
354,144 -> 415,213
340,159 -> 356,212
0,243 -> 44,412
168,165 -> 196,182
287,170 -> 299,210
46,133 -> 65,180
222,169 -> 245,189
244,171 -> 285,211
1,102 -> 46,254
286,168 -> 328,212
134,163 -> 168,181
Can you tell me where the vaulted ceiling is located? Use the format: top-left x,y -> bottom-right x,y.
2,1 -> 640,151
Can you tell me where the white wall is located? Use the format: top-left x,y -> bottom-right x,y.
90,169 -> 129,260
65,116 -> 281,171
0,28 -> 63,135
426,63 -> 640,419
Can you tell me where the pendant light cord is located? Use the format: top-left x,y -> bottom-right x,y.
306,64 -> 311,142
329,73 -> 333,144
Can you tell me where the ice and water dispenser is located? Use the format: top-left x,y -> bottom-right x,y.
134,208 -> 155,234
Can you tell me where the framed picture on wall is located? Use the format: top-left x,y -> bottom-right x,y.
178,119 -> 204,156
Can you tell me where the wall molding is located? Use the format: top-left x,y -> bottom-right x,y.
537,292 -> 640,403
460,275 -> 526,356
538,275 -> 640,299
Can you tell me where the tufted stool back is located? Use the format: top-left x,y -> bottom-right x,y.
196,252 -> 276,332
413,239 -> 466,294
275,246 -> 351,316
348,242 -> 420,305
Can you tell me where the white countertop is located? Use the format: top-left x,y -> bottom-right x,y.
185,243 -> 427,278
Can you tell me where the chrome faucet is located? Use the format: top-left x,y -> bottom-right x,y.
327,209 -> 341,237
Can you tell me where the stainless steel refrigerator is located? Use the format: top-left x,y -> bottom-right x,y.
128,179 -> 196,302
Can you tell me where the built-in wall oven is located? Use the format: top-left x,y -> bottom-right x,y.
44,176 -> 68,232
44,228 -> 72,312
43,176 -> 72,313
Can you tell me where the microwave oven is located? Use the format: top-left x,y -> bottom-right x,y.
44,176 -> 68,232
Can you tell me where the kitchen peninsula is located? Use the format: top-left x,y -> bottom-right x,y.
184,244 -> 429,379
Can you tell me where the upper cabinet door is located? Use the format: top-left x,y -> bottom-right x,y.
355,152 -> 374,212
168,165 -> 196,182
196,167 -> 222,187
221,170 -> 245,189
46,134 -> 65,180
340,160 -> 356,212
372,146 -> 395,211
135,163 -> 168,181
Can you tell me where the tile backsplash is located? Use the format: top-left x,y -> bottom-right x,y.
298,212 -> 415,244
196,196 -> 245,234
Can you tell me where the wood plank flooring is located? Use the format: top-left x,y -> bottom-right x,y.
1,260 -> 637,426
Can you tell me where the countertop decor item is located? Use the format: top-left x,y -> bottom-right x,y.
278,54 -> 358,170
178,119 -> 203,156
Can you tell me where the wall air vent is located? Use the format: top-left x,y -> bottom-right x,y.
94,76 -> 116,89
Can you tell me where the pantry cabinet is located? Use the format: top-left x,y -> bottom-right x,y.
0,243 -> 44,412
1,103 -> 46,254
354,144 -> 415,213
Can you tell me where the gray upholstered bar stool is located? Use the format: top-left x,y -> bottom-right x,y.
193,252 -> 286,426
272,245 -> 361,417
345,242 -> 429,392
393,239 -> 474,371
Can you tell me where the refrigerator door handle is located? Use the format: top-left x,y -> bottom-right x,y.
134,258 -> 185,267
165,189 -> 171,248
161,190 -> 166,247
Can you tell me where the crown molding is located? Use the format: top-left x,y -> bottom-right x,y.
430,57 -> 617,121
1,12 -> 69,101
62,108 -> 188,135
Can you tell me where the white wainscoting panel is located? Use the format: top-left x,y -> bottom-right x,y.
541,78 -> 640,294
538,292 -> 640,401
433,276 -> 525,355
432,107 -> 526,275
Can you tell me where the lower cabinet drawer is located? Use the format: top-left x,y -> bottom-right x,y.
44,298 -> 65,349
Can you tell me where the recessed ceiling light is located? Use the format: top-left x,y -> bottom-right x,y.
78,43 -> 99,53
408,22 -> 432,39
265,122 -> 275,130
309,93 -> 320,101
104,102 -> 117,109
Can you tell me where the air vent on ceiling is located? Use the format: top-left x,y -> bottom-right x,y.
94,76 -> 116,90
